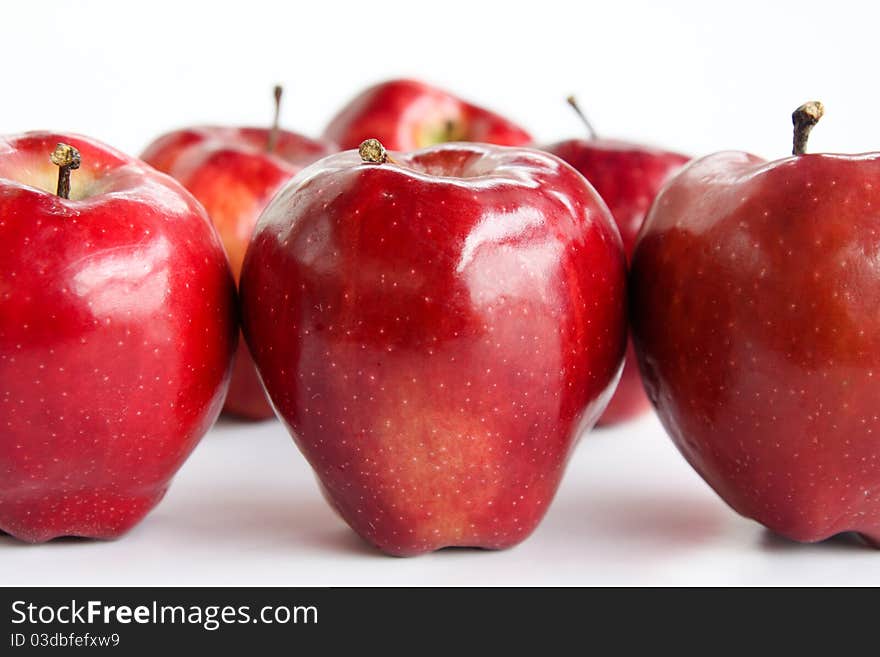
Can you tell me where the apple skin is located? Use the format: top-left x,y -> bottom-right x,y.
324,79 -> 533,151
545,139 -> 689,425
0,132 -> 237,542
630,150 -> 880,545
240,143 -> 627,556
142,126 -> 335,419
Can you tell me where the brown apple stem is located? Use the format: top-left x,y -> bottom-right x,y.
266,85 -> 283,152
50,143 -> 81,199
444,119 -> 456,142
566,95 -> 597,140
358,138 -> 397,164
792,101 -> 824,155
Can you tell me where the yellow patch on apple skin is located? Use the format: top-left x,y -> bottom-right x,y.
417,120 -> 469,149
319,347 -> 560,556
369,391 -> 505,549
0,158 -> 97,201
407,96 -> 467,148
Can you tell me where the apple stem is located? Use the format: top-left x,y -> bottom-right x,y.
792,101 -> 824,155
50,143 -> 81,200
444,119 -> 456,142
266,84 -> 283,153
358,138 -> 397,165
566,95 -> 597,140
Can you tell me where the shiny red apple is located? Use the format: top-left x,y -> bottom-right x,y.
323,79 -> 532,151
545,97 -> 689,425
630,102 -> 880,546
240,139 -> 627,556
142,88 -> 335,419
0,132 -> 236,542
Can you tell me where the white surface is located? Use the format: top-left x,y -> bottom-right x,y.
3,1 -> 880,586
3,415 -> 879,587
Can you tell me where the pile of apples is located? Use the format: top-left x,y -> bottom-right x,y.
1,80 -> 878,556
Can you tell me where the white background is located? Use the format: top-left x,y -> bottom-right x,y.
3,0 -> 879,157
2,0 -> 880,586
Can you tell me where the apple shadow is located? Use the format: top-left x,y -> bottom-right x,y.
155,489 -> 379,557
549,490 -> 728,551
0,488 -> 377,559
0,531 -> 27,548
0,531 -> 127,549
759,530 -> 873,553
212,415 -> 277,429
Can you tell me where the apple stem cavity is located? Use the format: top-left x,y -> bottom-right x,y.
266,84 -> 283,153
566,95 -> 597,140
50,143 -> 81,200
792,101 -> 824,155
358,138 -> 396,165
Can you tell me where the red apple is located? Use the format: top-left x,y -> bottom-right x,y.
630,102 -> 880,546
240,139 -> 627,556
545,98 -> 689,425
0,132 -> 236,542
142,88 -> 335,419
323,79 -> 532,151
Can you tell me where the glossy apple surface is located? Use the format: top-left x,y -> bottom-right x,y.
142,126 -> 334,419
545,138 -> 689,425
324,79 -> 532,151
240,142 -> 627,556
0,132 -> 236,542
630,149 -> 880,545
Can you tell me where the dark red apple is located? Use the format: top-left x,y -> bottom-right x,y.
630,102 -> 880,545
0,132 -> 236,542
142,87 -> 335,419
545,97 -> 689,425
323,79 -> 532,151
240,139 -> 627,556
